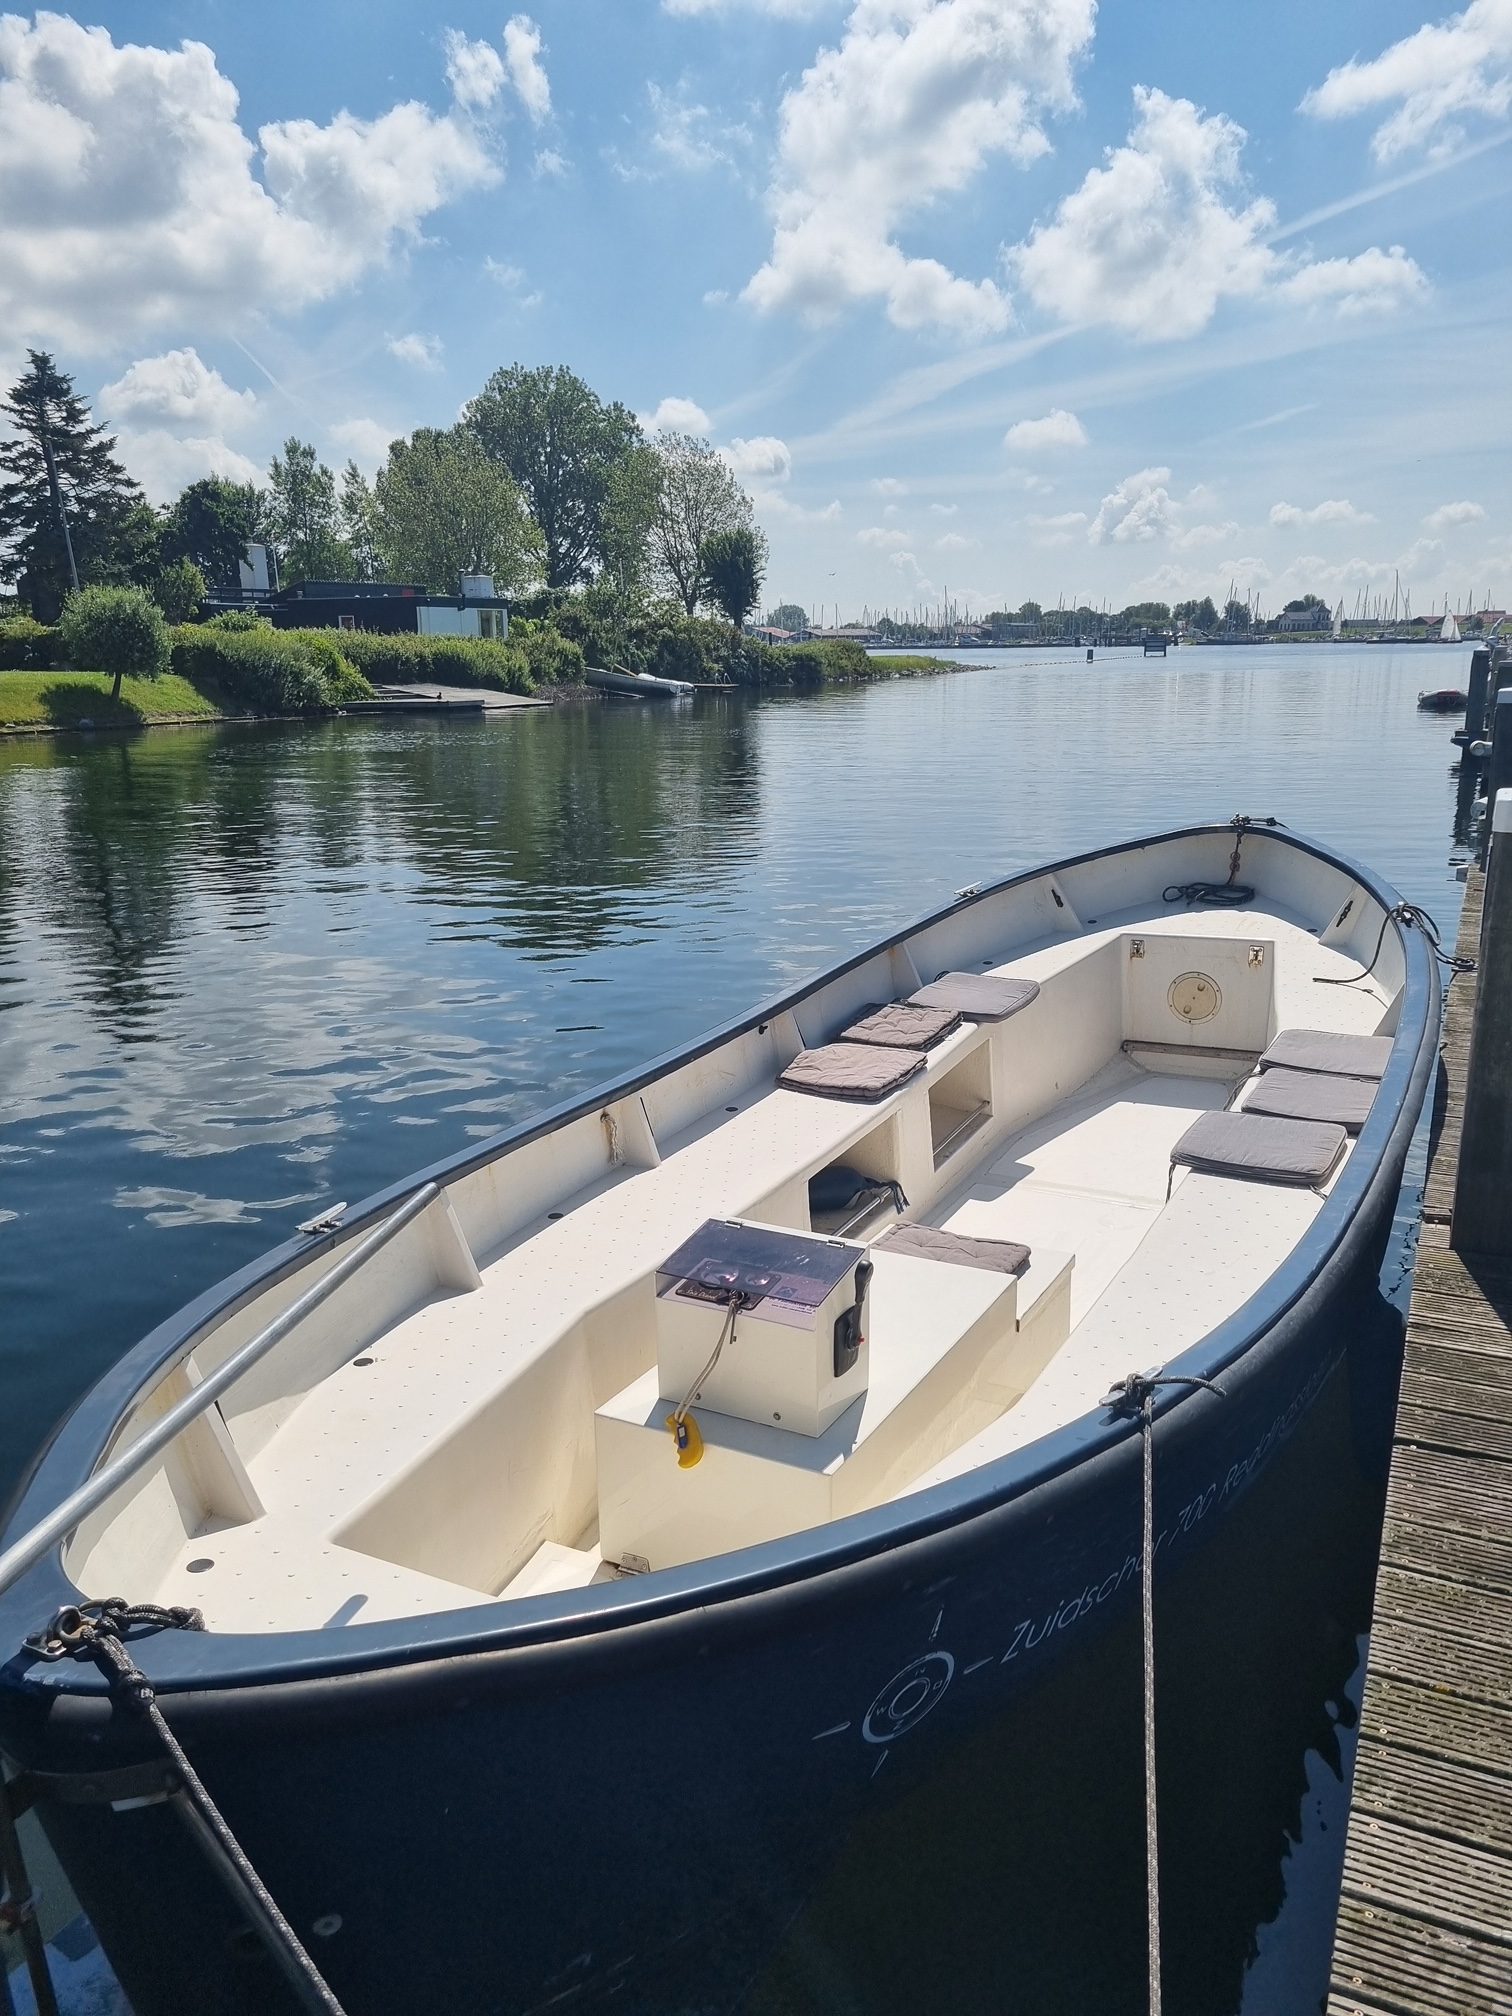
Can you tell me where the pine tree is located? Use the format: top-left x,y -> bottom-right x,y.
0,350 -> 146,621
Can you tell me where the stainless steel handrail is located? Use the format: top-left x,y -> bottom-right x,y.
0,1181 -> 441,1605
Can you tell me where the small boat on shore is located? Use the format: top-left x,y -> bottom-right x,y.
1417,688 -> 1467,712
585,664 -> 696,700
0,820 -> 1438,2016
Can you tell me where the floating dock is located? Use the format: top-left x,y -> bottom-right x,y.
1328,853 -> 1512,2015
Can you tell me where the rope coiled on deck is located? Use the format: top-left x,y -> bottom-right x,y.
26,1599 -> 350,2016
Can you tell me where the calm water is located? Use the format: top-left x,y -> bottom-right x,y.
0,642 -> 1474,2013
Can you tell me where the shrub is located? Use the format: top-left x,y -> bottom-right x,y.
510,619 -> 585,685
59,586 -> 170,700
203,609 -> 270,633
0,615 -> 59,669
281,630 -> 374,704
336,630 -> 532,694
171,626 -> 333,714
770,638 -> 870,684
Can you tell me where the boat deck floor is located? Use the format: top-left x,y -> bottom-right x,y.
131,892 -> 1379,1632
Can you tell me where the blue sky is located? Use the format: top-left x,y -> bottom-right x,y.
3,0 -> 1509,618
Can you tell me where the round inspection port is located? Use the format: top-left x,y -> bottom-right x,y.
353,1356 -> 375,1367
186,1557 -> 215,1573
1168,971 -> 1222,1024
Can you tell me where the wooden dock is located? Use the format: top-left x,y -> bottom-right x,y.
1328,863 -> 1512,2016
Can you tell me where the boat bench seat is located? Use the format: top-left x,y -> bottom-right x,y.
778,1041 -> 925,1101
1259,1027 -> 1392,1080
1241,1066 -> 1375,1133
877,1222 -> 1030,1276
908,972 -> 1041,1021
839,1002 -> 962,1050
1170,1109 -> 1347,1189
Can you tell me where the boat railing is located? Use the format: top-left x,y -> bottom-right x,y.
0,1181 -> 442,1606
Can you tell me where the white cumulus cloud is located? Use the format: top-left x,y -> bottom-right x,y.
873,476 -> 908,496
1003,407 -> 1087,452
388,332 -> 444,370
329,418 -> 398,472
1010,86 -> 1427,340
720,436 -> 793,482
1088,466 -> 1177,544
98,348 -> 257,434
1424,500 -> 1486,530
1269,498 -> 1376,527
0,14 -> 501,351
1026,509 -> 1087,545
443,29 -> 506,109
744,0 -> 1096,338
96,348 -> 262,504
641,396 -> 713,435
1275,246 -> 1428,316
1301,0 -> 1512,160
503,16 -> 552,123
858,525 -> 912,550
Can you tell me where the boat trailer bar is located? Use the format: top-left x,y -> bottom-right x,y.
0,1182 -> 442,1606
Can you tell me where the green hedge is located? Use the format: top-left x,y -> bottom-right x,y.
334,631 -> 532,694
0,616 -> 60,670
509,619 -> 585,685
170,626 -> 373,714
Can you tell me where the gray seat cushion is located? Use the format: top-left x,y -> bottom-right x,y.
840,1002 -> 962,1050
877,1223 -> 1030,1276
908,972 -> 1040,1021
1259,1028 -> 1392,1080
778,1042 -> 925,1102
1241,1067 -> 1375,1134
1171,1110 -> 1347,1187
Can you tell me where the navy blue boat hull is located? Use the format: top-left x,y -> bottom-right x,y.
11,1174 -> 1402,2016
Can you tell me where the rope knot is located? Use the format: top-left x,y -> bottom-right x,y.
1102,1369 -> 1226,1416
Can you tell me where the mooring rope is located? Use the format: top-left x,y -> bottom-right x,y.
1315,899 -> 1476,988
1103,1369 -> 1225,2016
26,1599 -> 349,2016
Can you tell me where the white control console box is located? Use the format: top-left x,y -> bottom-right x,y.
653,1219 -> 871,1439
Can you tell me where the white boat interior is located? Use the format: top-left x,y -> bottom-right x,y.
65,829 -> 1404,1634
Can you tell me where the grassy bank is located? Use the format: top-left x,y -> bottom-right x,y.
863,653 -> 956,677
0,670 -> 226,729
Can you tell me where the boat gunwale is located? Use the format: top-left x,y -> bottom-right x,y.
0,819 -> 1440,1698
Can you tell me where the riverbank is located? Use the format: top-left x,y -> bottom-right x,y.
0,670 -> 227,731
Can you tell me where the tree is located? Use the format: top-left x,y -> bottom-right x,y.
702,526 -> 767,629
151,557 -> 206,623
464,364 -> 642,588
374,427 -> 539,593
1016,600 -> 1043,622
1283,594 -> 1327,613
340,463 -> 382,582
0,350 -> 146,621
1223,599 -> 1251,631
163,477 -> 262,585
767,602 -> 809,632
1174,595 -> 1218,631
649,434 -> 753,616
267,439 -> 350,582
600,442 -> 661,606
58,585 -> 169,701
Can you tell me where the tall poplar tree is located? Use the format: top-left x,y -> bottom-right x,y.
0,350 -> 145,620
266,438 -> 351,582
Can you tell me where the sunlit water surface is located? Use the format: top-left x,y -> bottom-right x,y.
0,643 -> 1475,2014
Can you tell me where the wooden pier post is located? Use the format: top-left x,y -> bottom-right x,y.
1453,789 -> 1512,1255
1466,647 -> 1492,739
1480,689 -> 1512,865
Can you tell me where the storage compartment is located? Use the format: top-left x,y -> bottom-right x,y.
807,1114 -> 906,1236
929,1043 -> 993,1169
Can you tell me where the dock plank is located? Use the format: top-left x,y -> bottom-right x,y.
1330,865 -> 1512,2015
